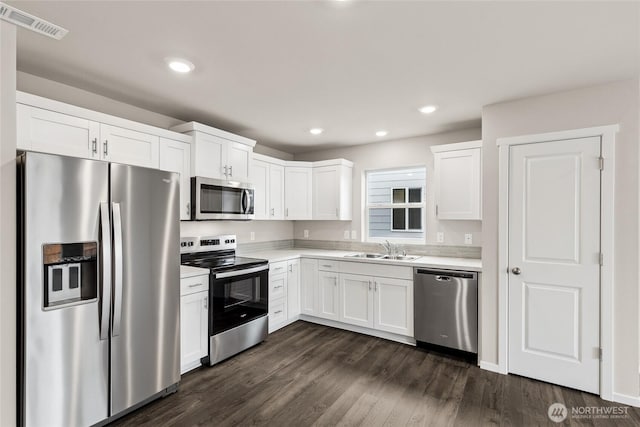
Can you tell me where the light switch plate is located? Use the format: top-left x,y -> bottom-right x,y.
250,231 -> 255,241
464,233 -> 473,245
437,232 -> 444,243
351,230 -> 357,240
343,230 -> 350,239
303,229 -> 309,239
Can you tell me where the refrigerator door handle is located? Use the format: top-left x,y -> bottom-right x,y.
112,202 -> 124,337
99,202 -> 112,341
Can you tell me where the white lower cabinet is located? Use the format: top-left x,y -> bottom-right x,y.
301,258 -> 414,339
180,274 -> 209,374
268,259 -> 300,333
318,270 -> 340,321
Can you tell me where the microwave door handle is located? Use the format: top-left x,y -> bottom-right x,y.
99,203 -> 112,341
242,189 -> 248,214
112,202 -> 124,337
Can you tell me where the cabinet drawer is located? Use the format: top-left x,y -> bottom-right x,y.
340,261 -> 412,280
269,298 -> 287,325
317,259 -> 339,272
270,261 -> 287,275
180,274 -> 209,296
270,274 -> 286,299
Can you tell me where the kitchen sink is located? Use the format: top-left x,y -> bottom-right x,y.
344,253 -> 420,261
344,253 -> 385,259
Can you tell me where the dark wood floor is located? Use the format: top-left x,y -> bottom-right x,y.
113,321 -> 640,427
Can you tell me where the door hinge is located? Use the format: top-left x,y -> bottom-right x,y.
435,204 -> 439,216
598,157 -> 604,170
599,347 -> 603,361
599,252 -> 604,266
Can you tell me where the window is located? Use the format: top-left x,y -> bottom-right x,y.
366,167 -> 426,242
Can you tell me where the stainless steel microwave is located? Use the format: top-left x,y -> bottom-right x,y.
191,177 -> 255,220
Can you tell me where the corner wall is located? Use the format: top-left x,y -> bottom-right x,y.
293,128 -> 482,249
0,21 -> 17,427
481,78 -> 640,398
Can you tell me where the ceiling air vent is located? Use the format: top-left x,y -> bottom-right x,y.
0,2 -> 68,40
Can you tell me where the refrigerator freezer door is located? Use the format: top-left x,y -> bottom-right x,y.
109,163 -> 181,416
21,152 -> 109,427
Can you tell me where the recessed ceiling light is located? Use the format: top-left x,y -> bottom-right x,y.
419,105 -> 438,114
375,130 -> 388,137
165,57 -> 195,73
309,128 -> 323,135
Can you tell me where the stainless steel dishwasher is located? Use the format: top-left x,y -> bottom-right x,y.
413,268 -> 478,353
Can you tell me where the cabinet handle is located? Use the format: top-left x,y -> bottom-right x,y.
273,267 -> 284,272
103,140 -> 108,156
334,277 -> 337,286
336,208 -> 339,218
188,283 -> 202,288
91,138 -> 97,154
288,265 -> 293,272
271,208 -> 275,216
275,310 -> 283,315
228,165 -> 233,177
285,208 -> 289,217
223,165 -> 228,177
186,202 -> 190,217
374,281 -> 378,291
368,281 -> 372,291
274,285 -> 283,289
204,297 -> 208,309
436,204 -> 439,216
321,264 -> 332,268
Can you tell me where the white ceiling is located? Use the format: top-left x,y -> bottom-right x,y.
9,1 -> 640,153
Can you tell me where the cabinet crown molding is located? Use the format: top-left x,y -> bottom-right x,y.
171,121 -> 256,147
430,140 -> 482,153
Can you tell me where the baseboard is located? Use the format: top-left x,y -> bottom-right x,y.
479,361 -> 505,374
299,315 -> 416,346
612,392 -> 640,407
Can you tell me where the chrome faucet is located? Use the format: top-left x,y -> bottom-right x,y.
381,240 -> 395,257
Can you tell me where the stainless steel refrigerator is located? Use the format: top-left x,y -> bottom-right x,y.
17,151 -> 181,427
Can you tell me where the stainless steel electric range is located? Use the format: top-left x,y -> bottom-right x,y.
180,235 -> 269,366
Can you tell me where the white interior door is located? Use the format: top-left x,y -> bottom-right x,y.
508,136 -> 601,394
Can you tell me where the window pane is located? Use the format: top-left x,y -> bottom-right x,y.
392,188 -> 406,203
408,188 -> 422,203
392,208 -> 406,230
408,208 -> 422,230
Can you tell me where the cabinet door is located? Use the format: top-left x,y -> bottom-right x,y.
269,164 -> 285,219
251,159 -> 270,219
160,138 -> 191,220
287,260 -> 300,318
340,274 -> 374,328
17,104 -> 98,158
270,273 -> 287,301
318,271 -> 340,320
373,277 -> 413,336
434,148 -> 481,220
227,142 -> 252,182
192,133 -> 226,179
313,166 -> 339,220
268,298 -> 288,333
180,291 -> 208,374
100,124 -> 159,168
285,166 -> 312,220
300,259 -> 318,316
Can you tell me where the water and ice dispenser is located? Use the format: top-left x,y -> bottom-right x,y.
43,242 -> 98,309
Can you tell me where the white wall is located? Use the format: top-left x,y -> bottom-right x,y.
0,21 -> 17,427
293,128 -> 482,247
481,78 -> 640,398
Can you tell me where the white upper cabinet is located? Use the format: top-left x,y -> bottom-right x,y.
251,154 -> 285,220
431,140 -> 482,220
159,138 -> 192,220
312,160 -> 353,220
99,124 -> 159,168
284,164 -> 313,220
170,121 -> 256,183
17,103 -> 99,158
16,92 -> 190,172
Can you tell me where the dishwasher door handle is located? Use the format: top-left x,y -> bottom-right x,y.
435,276 -> 452,281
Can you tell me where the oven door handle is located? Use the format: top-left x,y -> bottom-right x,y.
215,265 -> 269,279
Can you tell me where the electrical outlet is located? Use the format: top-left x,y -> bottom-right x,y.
250,231 -> 255,241
437,232 -> 444,243
343,230 -> 350,240
351,230 -> 357,240
303,229 -> 309,239
465,233 -> 473,245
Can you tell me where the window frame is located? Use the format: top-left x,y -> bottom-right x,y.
364,166 -> 427,244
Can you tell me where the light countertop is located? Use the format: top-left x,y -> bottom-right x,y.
180,265 -> 210,279
238,248 -> 482,272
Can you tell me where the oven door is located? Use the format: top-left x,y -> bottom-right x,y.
211,265 -> 268,335
192,176 -> 255,220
